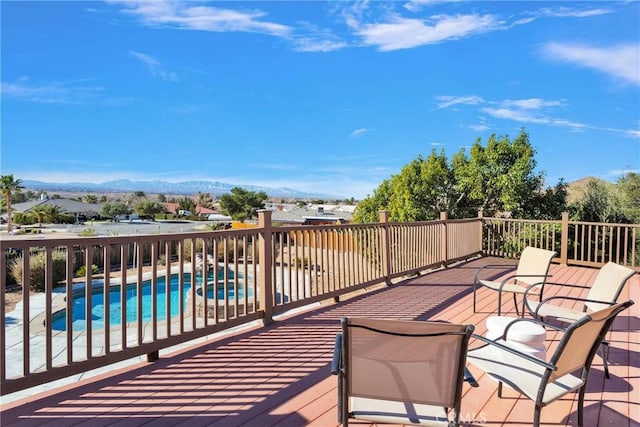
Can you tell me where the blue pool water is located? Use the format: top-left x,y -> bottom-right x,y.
52,270 -> 251,331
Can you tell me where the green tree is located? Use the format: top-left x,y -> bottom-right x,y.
389,150 -> 459,221
453,131 -> 545,217
220,187 -> 267,222
157,193 -> 167,203
176,196 -> 197,215
570,180 -> 622,223
352,179 -> 393,223
617,172 -> 640,223
1,174 -> 24,233
353,130 -> 567,223
30,205 -> 47,227
196,192 -> 215,214
43,204 -> 65,224
83,194 -> 98,204
101,202 -> 132,219
529,179 -> 569,220
133,200 -> 166,218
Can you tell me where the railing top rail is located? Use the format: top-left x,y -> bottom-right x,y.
0,228 -> 262,249
276,222 -> 384,232
568,220 -> 640,228
482,217 -> 560,225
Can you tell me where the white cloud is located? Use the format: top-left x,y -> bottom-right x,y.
434,95 -> 485,110
355,14 -> 499,51
541,42 -> 640,86
349,128 -> 372,139
502,98 -> 565,110
292,37 -> 348,52
539,7 -> 613,18
403,0 -> 454,12
129,51 -> 178,81
469,124 -> 490,132
111,0 -> 291,37
0,78 -> 104,104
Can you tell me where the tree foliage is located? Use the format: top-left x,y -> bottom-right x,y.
353,130 -> 562,222
101,202 -> 132,218
220,187 -> 267,222
1,174 -> 24,232
617,173 -> 640,223
176,196 -> 197,214
196,192 -> 215,214
133,200 -> 166,217
570,179 -> 623,223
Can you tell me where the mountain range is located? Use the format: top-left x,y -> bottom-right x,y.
21,179 -> 330,199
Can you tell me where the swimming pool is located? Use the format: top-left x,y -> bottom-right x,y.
51,270 -> 251,331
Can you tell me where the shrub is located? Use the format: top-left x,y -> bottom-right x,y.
10,250 -> 67,292
76,264 -> 99,277
78,227 -> 97,237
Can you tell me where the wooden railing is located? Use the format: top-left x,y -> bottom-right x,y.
1,210 -> 637,395
482,212 -> 640,269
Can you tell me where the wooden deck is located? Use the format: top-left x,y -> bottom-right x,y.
1,257 -> 638,426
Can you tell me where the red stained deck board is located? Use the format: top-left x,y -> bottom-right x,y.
2,257 -> 637,427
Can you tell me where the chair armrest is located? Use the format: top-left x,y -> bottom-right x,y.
522,280 -> 590,311
473,264 -> 517,284
532,295 -> 615,319
470,334 -> 557,370
495,273 -> 552,292
330,334 -> 342,375
500,317 -> 566,338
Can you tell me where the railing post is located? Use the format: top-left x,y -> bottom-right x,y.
478,209 -> 484,255
560,211 -> 569,266
440,212 -> 448,267
258,210 -> 274,325
379,210 -> 391,285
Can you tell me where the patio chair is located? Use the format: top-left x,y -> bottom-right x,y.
523,261 -> 637,378
331,317 -> 476,427
466,299 -> 634,427
473,246 -> 556,315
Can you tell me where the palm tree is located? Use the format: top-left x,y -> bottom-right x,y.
30,205 -> 47,227
1,174 -> 24,233
43,204 -> 64,224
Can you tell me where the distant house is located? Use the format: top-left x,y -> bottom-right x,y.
12,198 -> 104,222
264,203 -> 353,225
164,202 -> 217,217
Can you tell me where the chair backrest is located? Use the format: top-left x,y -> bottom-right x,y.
343,317 -> 474,408
515,247 -> 556,286
585,262 -> 636,312
550,300 -> 634,381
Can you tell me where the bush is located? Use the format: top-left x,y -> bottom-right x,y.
76,264 -> 99,277
10,250 -> 67,292
78,227 -> 97,237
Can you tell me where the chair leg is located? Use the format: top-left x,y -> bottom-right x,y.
473,284 -> 477,313
578,385 -> 587,427
497,381 -> 503,398
497,292 -> 502,316
533,403 -> 542,427
512,293 -> 520,317
601,341 -> 610,379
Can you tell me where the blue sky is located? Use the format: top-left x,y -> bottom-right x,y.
2,1 -> 639,199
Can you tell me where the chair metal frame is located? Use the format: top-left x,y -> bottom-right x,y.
473,247 -> 556,316
331,317 -> 476,427
523,261 -> 636,378
467,300 -> 634,427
